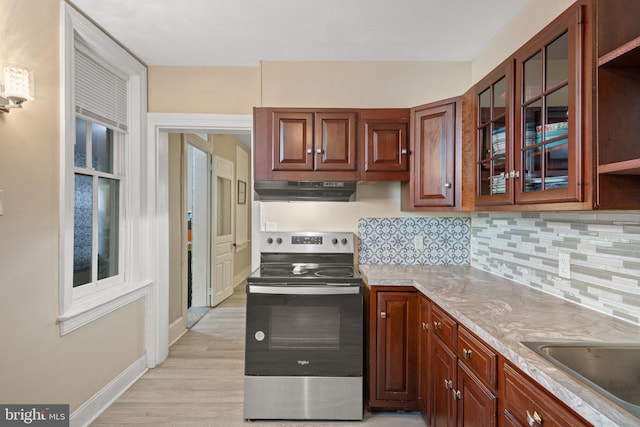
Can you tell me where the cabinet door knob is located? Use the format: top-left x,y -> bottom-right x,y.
463,348 -> 473,360
401,148 -> 408,155
452,389 -> 461,400
316,148 -> 323,154
421,321 -> 429,330
444,379 -> 453,390
306,148 -> 313,154
444,182 -> 452,188
380,312 -> 387,319
433,321 -> 442,330
526,410 -> 542,426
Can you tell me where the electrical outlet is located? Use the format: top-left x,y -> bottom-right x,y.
414,235 -> 424,251
558,253 -> 571,279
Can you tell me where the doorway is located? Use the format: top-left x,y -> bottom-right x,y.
149,112 -> 254,366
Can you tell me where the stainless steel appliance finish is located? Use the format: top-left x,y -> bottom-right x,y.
244,376 -> 363,420
244,231 -> 363,421
522,341 -> 640,418
253,180 -> 357,202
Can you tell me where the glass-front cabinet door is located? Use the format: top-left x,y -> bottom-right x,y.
514,7 -> 583,204
476,61 -> 514,206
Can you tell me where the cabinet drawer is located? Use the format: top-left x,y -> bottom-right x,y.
457,326 -> 497,389
431,304 -> 457,349
502,362 -> 591,427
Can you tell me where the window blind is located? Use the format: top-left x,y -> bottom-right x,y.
74,33 -> 128,132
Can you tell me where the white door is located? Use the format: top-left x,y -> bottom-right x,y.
188,143 -> 210,307
211,156 -> 234,306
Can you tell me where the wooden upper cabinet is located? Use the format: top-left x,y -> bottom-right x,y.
473,1 -> 595,210
314,111 -> 357,172
403,98 -> 461,210
359,109 -> 411,181
513,5 -> 586,206
254,108 -> 359,181
595,0 -> 640,209
475,60 -> 515,207
272,111 -> 314,171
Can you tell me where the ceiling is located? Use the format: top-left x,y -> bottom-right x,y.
71,0 -> 533,67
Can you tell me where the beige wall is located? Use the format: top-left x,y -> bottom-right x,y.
0,0 -> 145,412
168,134 -> 184,330
261,61 -> 470,107
148,66 -> 261,114
471,0 -> 576,83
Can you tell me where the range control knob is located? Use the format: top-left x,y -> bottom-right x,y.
276,237 -> 283,244
332,238 -> 338,245
341,238 -> 348,245
266,237 -> 273,244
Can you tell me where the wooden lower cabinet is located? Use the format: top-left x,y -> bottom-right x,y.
431,329 -> 497,427
417,295 -> 431,421
368,287 -> 418,410
431,335 -> 458,426
367,288 -> 592,426
457,362 -> 498,427
501,362 -> 591,427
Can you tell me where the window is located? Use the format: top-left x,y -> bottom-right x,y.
73,118 -> 122,288
59,5 -> 148,334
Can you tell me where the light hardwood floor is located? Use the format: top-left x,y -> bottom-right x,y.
92,285 -> 426,426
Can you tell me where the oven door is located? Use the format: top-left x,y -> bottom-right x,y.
245,283 -> 363,377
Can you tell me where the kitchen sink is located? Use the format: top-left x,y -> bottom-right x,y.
521,341 -> 640,419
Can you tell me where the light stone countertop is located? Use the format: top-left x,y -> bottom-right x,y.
358,264 -> 640,427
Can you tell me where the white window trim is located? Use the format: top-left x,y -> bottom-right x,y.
59,4 -> 149,335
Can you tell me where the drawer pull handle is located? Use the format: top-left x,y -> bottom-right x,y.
463,348 -> 473,360
443,379 -> 453,390
380,312 -> 387,319
526,410 -> 542,426
452,389 -> 461,400
433,321 -> 442,330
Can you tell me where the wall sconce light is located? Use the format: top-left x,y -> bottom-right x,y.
0,64 -> 35,113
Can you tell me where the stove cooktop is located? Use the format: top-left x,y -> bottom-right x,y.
248,263 -> 361,283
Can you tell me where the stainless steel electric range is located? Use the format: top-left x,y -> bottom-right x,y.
243,231 -> 363,421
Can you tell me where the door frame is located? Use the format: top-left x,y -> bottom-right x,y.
146,113 -> 253,366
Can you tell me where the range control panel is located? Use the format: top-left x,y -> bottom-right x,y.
260,232 -> 355,254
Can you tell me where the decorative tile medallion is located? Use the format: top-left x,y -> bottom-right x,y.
358,217 -> 471,265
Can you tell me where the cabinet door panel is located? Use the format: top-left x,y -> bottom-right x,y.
315,112 -> 357,171
514,6 -> 583,205
413,102 -> 456,207
457,363 -> 497,427
418,295 -> 431,419
272,112 -> 314,171
431,336 -> 457,427
366,123 -> 409,172
376,292 -> 418,402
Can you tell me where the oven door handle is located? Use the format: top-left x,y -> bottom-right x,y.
248,285 -> 360,295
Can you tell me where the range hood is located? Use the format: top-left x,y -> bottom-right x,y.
254,180 -> 357,202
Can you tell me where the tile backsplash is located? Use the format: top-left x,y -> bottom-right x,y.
358,217 -> 471,265
472,211 -> 640,325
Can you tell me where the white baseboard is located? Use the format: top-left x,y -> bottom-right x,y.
70,354 -> 148,427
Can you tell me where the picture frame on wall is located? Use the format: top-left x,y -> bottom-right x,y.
237,180 -> 246,204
